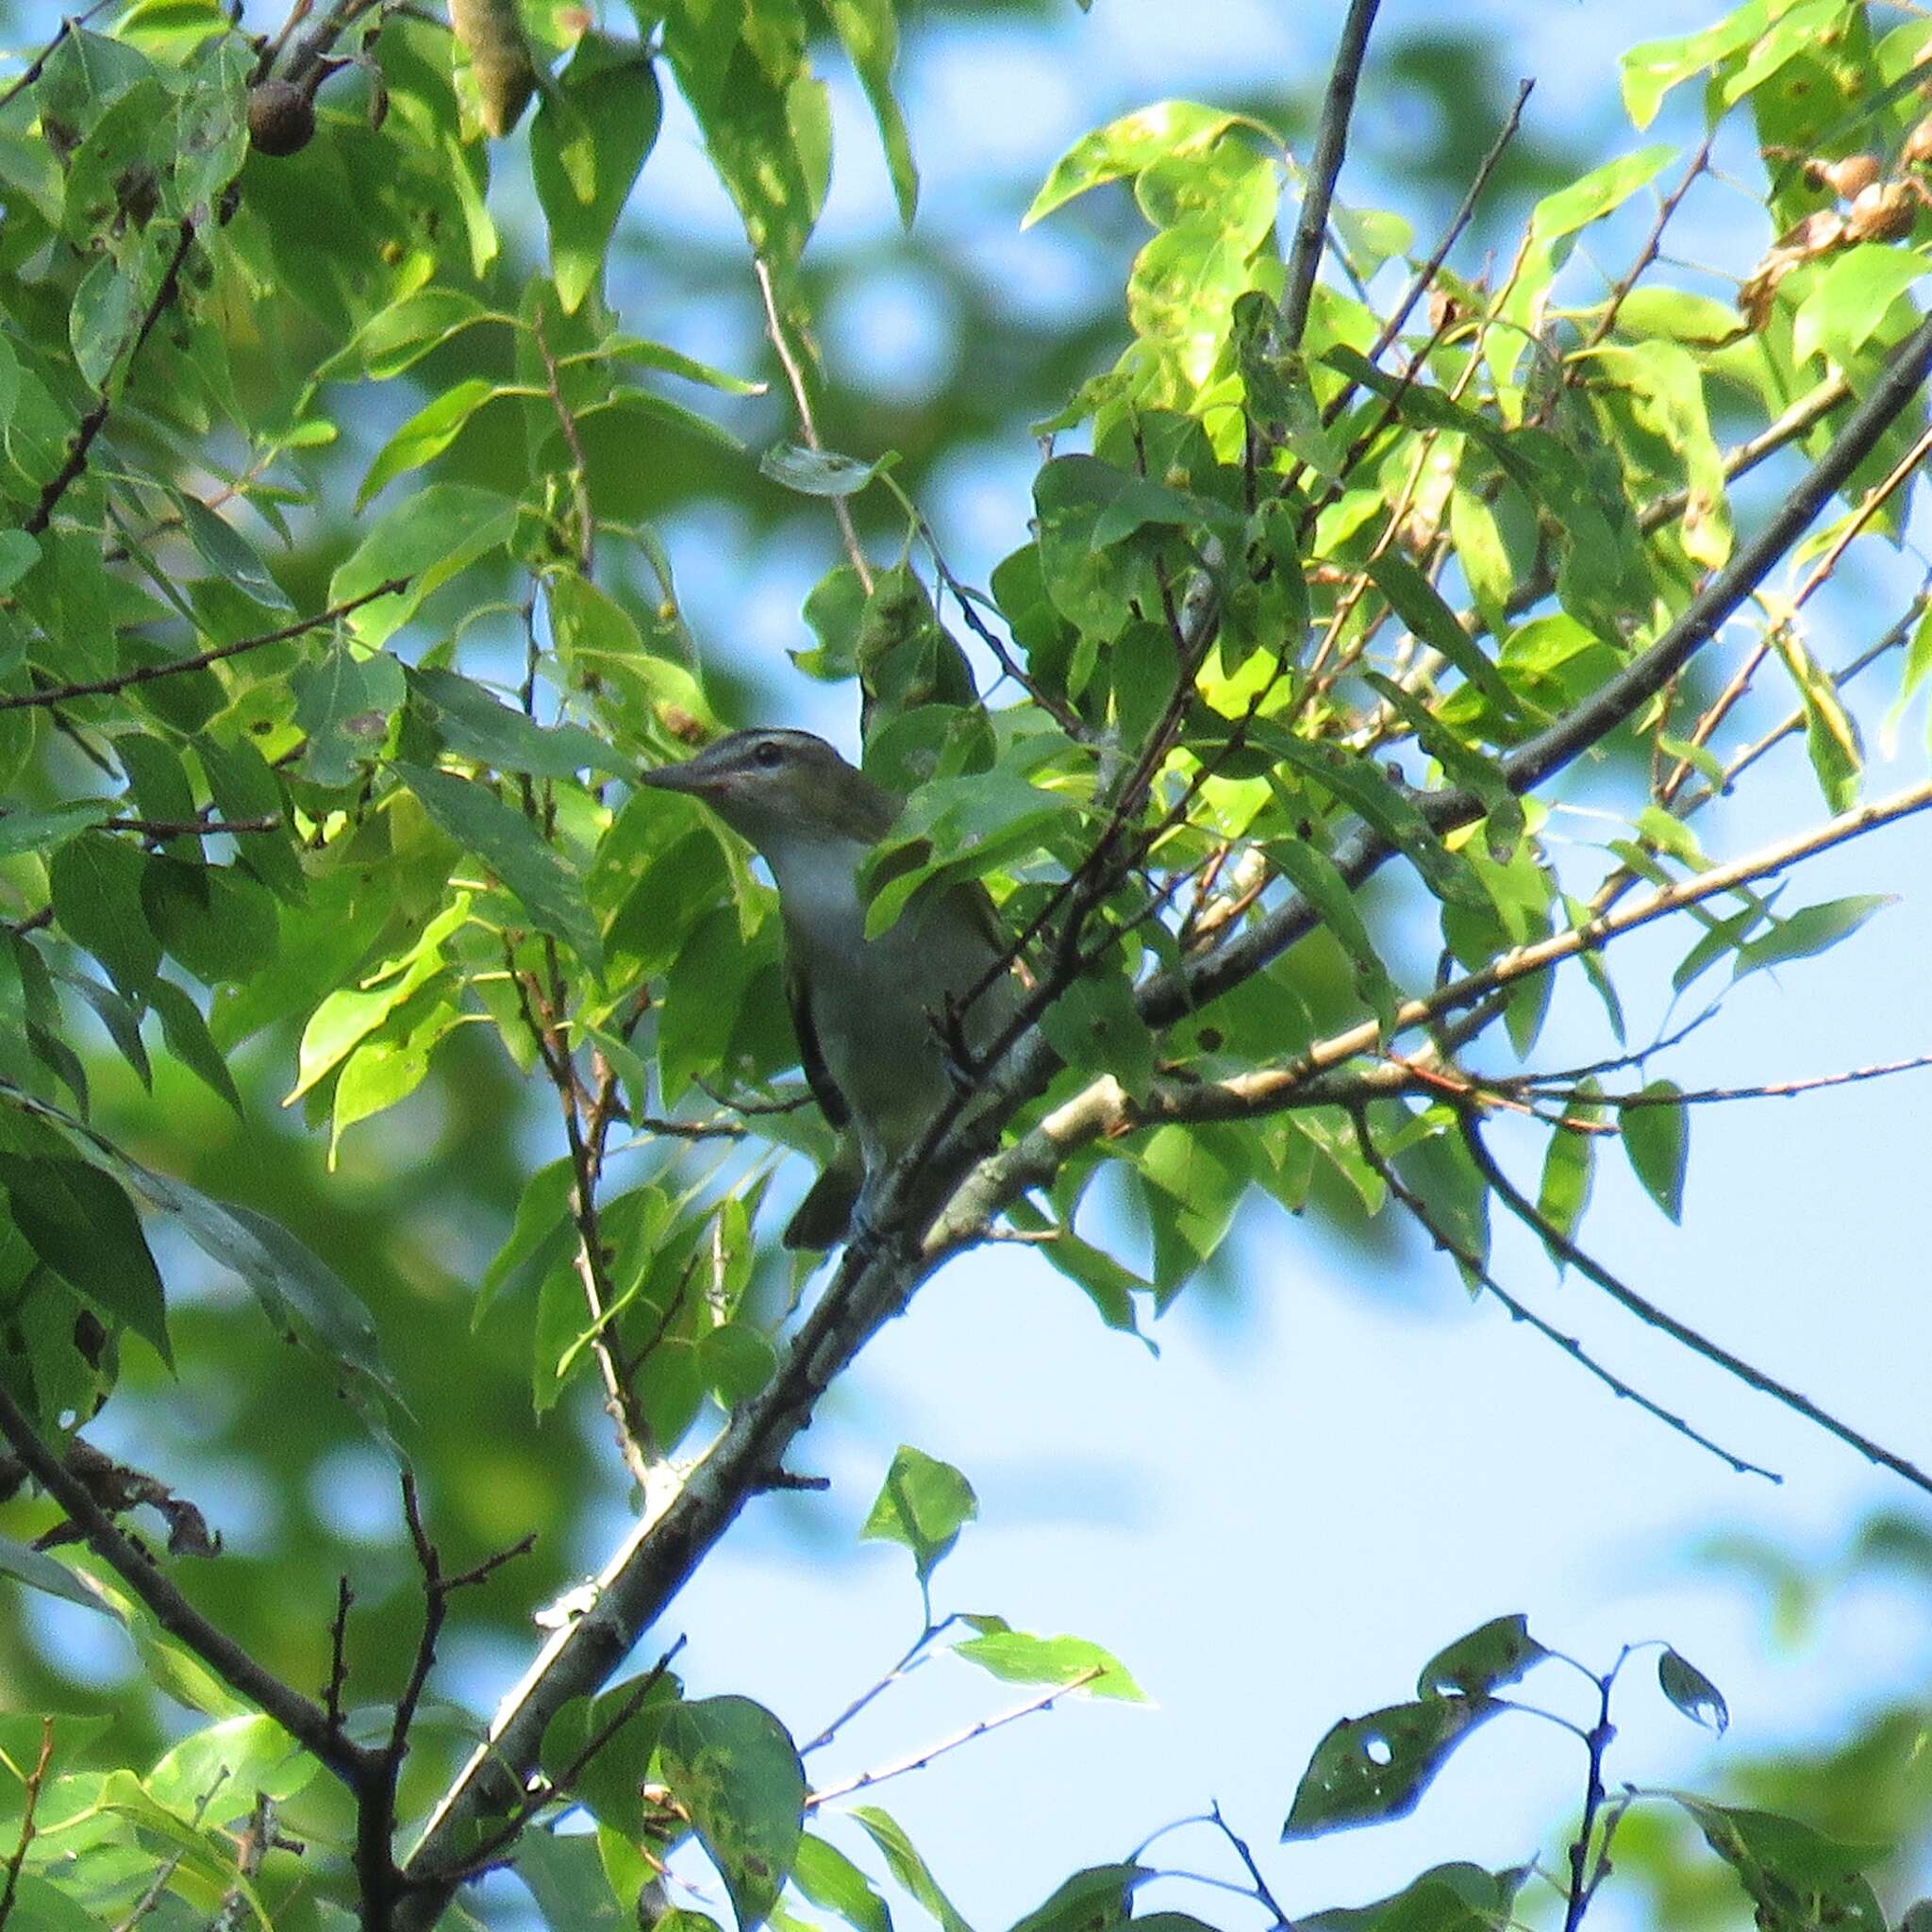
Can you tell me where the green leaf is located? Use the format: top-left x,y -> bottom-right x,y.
953,1625 -> 1145,1702
1301,1866 -> 1524,1932
405,666 -> 620,778
1527,142 -> 1675,242
48,830 -> 159,997
1657,1646 -> 1728,1734
1670,1796 -> 1887,1932
1282,1694 -> 1502,1840
0,799 -> 113,861
356,378 -> 503,509
0,1534 -> 120,1618
394,762 -> 604,977
1772,628 -> 1863,813
1025,101 -> 1239,225
825,0 -> 916,226
0,1154 -> 169,1361
1007,1867 -> 1141,1932
1265,839 -> 1399,1036
124,1165 -> 393,1400
680,33 -> 828,276
69,228 -> 172,389
531,39 -> 662,314
791,1835 -> 894,1932
1535,1108 -> 1594,1251
145,977 -> 242,1113
1415,1614 -> 1546,1699
292,645 -> 406,787
1623,1081 -> 1687,1223
288,892 -> 467,1102
848,1808 -> 973,1932
658,1696 -> 806,1932
327,483 -> 519,648
1734,894 -> 1891,980
515,1824 -> 634,1932
146,1715 -> 315,1815
1621,5 -> 1775,127
860,1444 -> 976,1589
142,858 -> 279,986
759,442 -> 884,498
1253,727 -> 1485,911
331,1030 -> 438,1165
1364,555 -> 1523,723
606,333 -> 765,396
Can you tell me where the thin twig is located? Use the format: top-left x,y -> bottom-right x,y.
1562,1655 -> 1622,1932
1530,1052 -> 1932,1110
800,1615 -> 962,1757
0,0 -> 116,110
325,1576 -> 354,1733
805,1669 -> 1102,1808
1346,1108 -> 1777,1481
1327,77 -> 1533,426
1580,138 -> 1713,354
1206,1802 -> 1293,1932
0,1719 -> 54,1931
1461,1115 -> 1932,1498
754,257 -> 872,592
102,815 -> 282,840
531,304 -> 594,575
25,220 -> 198,538
0,580 -> 411,712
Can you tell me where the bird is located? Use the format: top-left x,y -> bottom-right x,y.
637,729 -> 1020,1248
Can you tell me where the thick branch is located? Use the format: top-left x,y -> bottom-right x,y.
395,1230 -> 938,1921
1281,0 -> 1383,352
937,772 -> 1932,1226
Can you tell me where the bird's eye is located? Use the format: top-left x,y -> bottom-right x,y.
753,741 -> 784,769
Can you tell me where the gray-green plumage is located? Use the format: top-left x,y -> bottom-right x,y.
637,729 -> 1016,1247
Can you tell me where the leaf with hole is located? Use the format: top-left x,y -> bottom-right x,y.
1282,1693 -> 1502,1839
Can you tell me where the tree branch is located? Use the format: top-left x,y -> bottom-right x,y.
805,1670 -> 1101,1809
0,1387 -> 377,1790
1281,0 -> 1383,353
1460,1116 -> 1932,1498
0,580 -> 411,713
1150,308 -> 1932,1025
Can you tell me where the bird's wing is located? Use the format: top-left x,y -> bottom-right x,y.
783,945 -> 850,1128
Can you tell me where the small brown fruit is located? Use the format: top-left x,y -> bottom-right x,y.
1820,152 -> 1881,199
247,80 -> 315,157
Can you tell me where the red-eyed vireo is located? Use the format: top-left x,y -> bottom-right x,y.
638,729 -> 1019,1249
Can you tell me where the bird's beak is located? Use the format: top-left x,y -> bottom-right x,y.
636,761 -> 706,794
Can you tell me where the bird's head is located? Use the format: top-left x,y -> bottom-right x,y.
637,729 -> 899,853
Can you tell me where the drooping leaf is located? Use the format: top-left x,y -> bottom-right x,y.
0,1534 -> 121,1619
0,1154 -> 170,1361
1657,1646 -> 1729,1734
658,1696 -> 806,1932
531,38 -> 662,313
1623,1081 -> 1688,1223
394,762 -> 604,977
848,1807 -> 974,1932
859,1444 -> 977,1590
